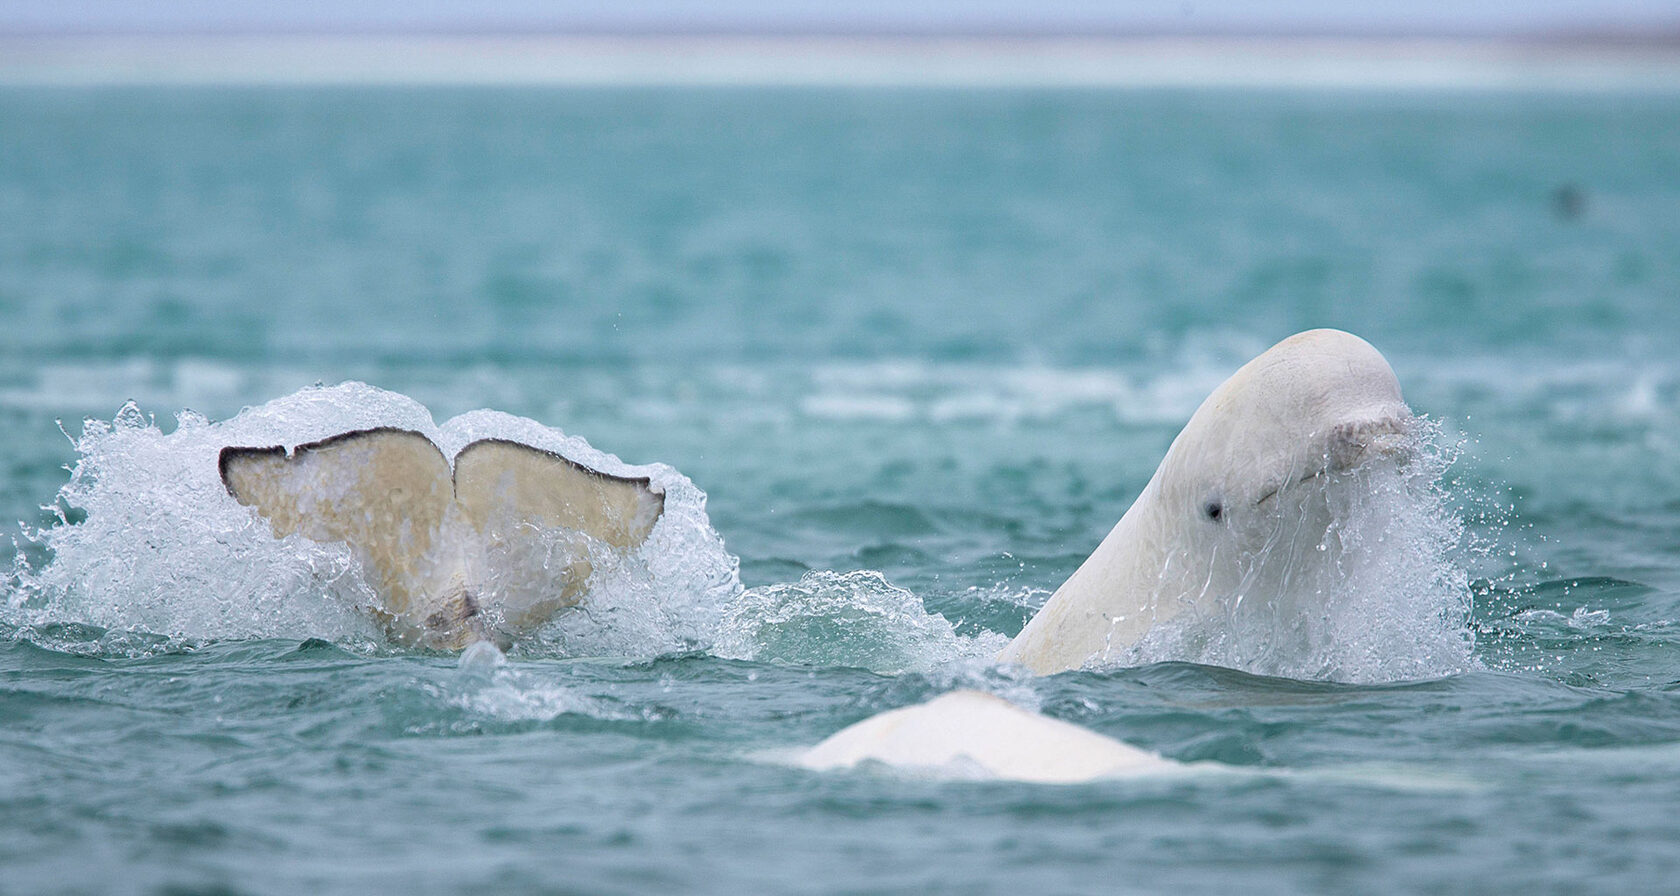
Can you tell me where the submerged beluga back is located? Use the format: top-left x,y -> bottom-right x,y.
220,428 -> 664,649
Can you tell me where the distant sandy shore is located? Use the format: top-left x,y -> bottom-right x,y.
3,33 -> 1679,90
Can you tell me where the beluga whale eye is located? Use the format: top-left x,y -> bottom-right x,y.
1203,499 -> 1224,522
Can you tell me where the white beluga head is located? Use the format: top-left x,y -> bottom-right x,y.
999,329 -> 1427,676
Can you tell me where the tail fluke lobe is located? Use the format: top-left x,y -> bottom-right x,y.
220,428 -> 454,641
453,438 -> 665,634
453,438 -> 663,548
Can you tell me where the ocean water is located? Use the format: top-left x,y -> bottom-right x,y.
2,84 -> 1680,894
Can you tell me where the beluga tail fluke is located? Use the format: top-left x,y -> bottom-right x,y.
220,428 -> 664,650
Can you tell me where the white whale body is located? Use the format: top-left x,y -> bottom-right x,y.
800,329 -> 1422,781
798,690 -> 1177,783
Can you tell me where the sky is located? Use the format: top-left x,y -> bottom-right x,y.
3,0 -> 1678,37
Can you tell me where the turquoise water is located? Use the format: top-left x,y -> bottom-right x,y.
3,86 -> 1680,894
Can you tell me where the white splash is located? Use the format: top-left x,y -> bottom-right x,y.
445,649 -> 635,724
712,569 -> 1008,675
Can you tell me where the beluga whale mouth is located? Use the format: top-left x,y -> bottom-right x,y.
996,328 -> 1463,678
219,428 -> 664,650
1253,413 -> 1416,507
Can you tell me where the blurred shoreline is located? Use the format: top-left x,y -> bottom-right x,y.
2,32 -> 1678,89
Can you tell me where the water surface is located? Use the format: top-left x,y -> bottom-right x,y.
3,86 -> 1680,894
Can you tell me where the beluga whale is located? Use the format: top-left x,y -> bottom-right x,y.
800,329 -> 1427,781
220,429 -> 664,650
997,327 -> 1416,674
797,690 -> 1178,783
